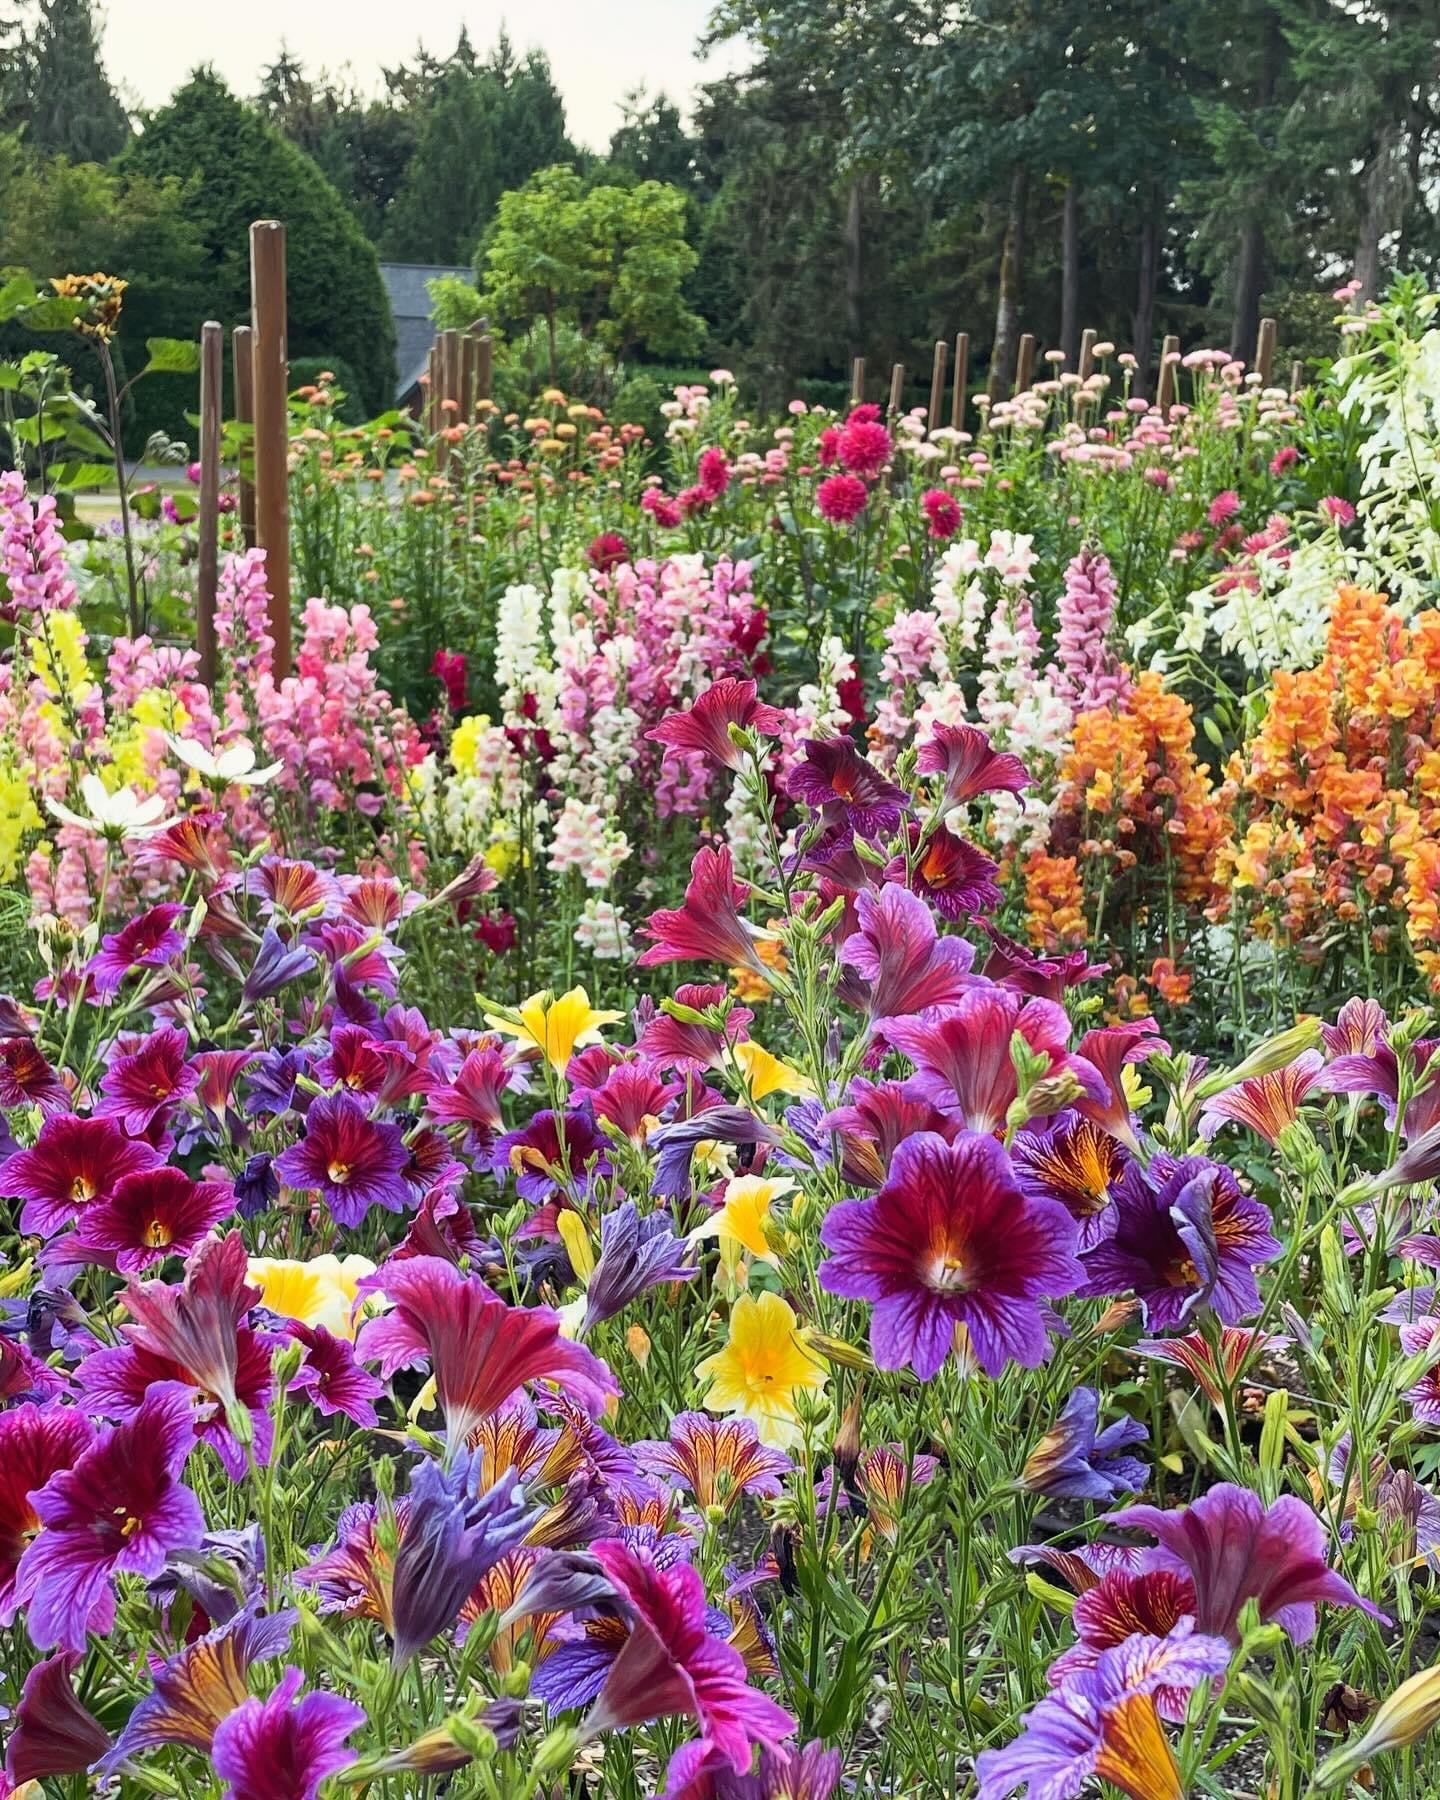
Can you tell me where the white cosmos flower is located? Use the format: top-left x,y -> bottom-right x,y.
168,735 -> 283,786
46,772 -> 168,839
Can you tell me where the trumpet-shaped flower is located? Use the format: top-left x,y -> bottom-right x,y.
273,1092 -> 410,1228
60,1167 -> 233,1275
819,1131 -> 1082,1379
485,987 -> 622,1074
638,845 -> 776,978
733,1040 -> 812,1102
1021,1387 -> 1147,1502
1198,1050 -> 1323,1145
0,1403 -> 96,1625
879,990 -> 1083,1136
883,823 -> 1002,921
1012,1113 -> 1128,1249
648,679 -> 787,772
690,1173 -> 792,1270
96,1026 -> 199,1134
2,1113 -> 163,1238
3,1651 -> 110,1786
246,1252 -> 376,1340
1047,1568 -> 1201,1721
788,737 -> 909,837
917,721 -> 1029,809
209,1664 -> 364,1800
578,1200 -> 696,1331
85,903 -> 187,1001
838,882 -> 978,1020
634,1413 -> 791,1516
694,1290 -> 828,1449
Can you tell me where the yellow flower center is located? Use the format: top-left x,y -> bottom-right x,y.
327,1159 -> 352,1185
929,1252 -> 971,1294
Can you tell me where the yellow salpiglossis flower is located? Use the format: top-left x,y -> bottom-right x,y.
555,1208 -> 596,1283
695,1289 -> 828,1449
1120,1063 -> 1152,1112
733,1039 -> 813,1102
689,1173 -> 793,1273
485,986 -> 622,1074
246,1253 -> 378,1341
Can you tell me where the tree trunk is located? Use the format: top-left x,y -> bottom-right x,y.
1355,121 -> 1402,300
1229,219 -> 1265,364
1061,179 -> 1081,368
1133,194 -> 1161,395
843,175 -> 864,364
989,164 -> 1028,400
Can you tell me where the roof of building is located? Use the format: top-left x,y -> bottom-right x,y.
378,262 -> 473,403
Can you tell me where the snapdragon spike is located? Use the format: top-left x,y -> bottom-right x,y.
648,679 -> 787,772
819,1131 -> 1083,1378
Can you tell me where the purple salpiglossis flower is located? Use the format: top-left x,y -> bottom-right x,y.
1,1113 -> 163,1238
0,1403 -> 96,1626
1077,1153 -> 1279,1330
974,1622 -> 1231,1800
981,925 -> 1108,1001
1021,1387 -> 1147,1502
579,1201 -> 695,1331
85,903 -> 187,1002
11,1382 -> 204,1653
98,1602 -> 296,1776
286,1322 -> 385,1427
1012,1111 -> 1129,1251
56,1166 -> 233,1276
586,1063 -> 682,1143
1108,1481 -> 1388,1644
425,1045 -> 511,1153
242,926 -> 316,1003
838,882 -> 979,1021
209,1664 -> 365,1800
1321,996 -> 1388,1058
648,1107 -> 782,1201
787,735 -> 909,837
147,1523 -> 266,1628
242,1047 -> 312,1119
636,982 -> 753,1075
666,1739 -> 844,1800
819,1078 -> 963,1188
492,1108 -> 612,1209
0,1333 -> 70,1405
0,1034 -> 69,1115
633,1413 -> 791,1516
819,1131 -> 1083,1379
1071,1019 -> 1169,1152
96,1026 -> 200,1135
883,822 -> 1002,921
1048,1567 -> 1200,1722
273,1091 -> 410,1229
4,1650 -> 110,1785
234,1153 -> 279,1219
1318,1034 -> 1440,1140
878,987 -> 1088,1136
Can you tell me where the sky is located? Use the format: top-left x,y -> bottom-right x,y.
92,0 -> 747,150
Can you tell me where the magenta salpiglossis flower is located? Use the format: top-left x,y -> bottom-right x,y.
838,882 -> 978,1021
667,1739 -> 843,1800
1,1112 -> 163,1237
492,1108 -> 612,1211
1078,1153 -> 1280,1330
119,1230 -> 261,1428
975,1622 -> 1231,1800
1321,995 -> 1388,1058
424,1044 -> 511,1151
581,1537 -> 795,1783
819,1131 -> 1083,1379
1071,1018 -> 1169,1151
981,925 -> 1108,1001
98,1603 -> 297,1776
1048,1568 -> 1199,1721
399,1127 -> 466,1204
286,1322 -> 385,1427
1317,1032 -> 1440,1140
0,1334 -> 69,1405
820,1077 -> 963,1188
648,678 -> 787,773
357,1254 -> 618,1444
1012,1111 -> 1128,1249
1108,1481 -> 1387,1644
638,844 -> 776,978
85,902 -> 187,1001
244,855 -> 345,920
1398,1317 -> 1440,1425
787,735 -> 909,838
56,1166 -> 234,1275
138,808 -> 234,885
209,1664 -> 365,1800
340,871 -> 421,933
96,1025 -> 200,1134
3,1649 -> 110,1786
1198,1049 -> 1324,1146
883,821 -> 1001,921
879,987 -> 1087,1136
584,1062 -> 681,1142
1020,1387 -> 1147,1503
0,1034 -> 69,1114
274,1091 -> 410,1228
0,1402 -> 96,1625
634,1413 -> 791,1516
917,721 -> 1030,810
12,1382 -> 204,1652
636,982 -> 753,1074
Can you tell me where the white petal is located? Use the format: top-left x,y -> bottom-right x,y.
215,743 -> 258,779
78,773 -> 111,817
169,736 -> 217,777
46,797 -> 94,833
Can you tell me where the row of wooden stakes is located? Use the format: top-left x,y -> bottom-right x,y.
421,321 -> 496,468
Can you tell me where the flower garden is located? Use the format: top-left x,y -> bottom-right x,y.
8,272 -> 1440,1800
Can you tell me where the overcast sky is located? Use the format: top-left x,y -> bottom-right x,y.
90,0 -> 746,150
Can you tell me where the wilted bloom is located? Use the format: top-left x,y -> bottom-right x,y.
96,1026 -> 199,1133
578,1200 -> 695,1331
2,1113 -> 162,1238
638,983 -> 752,1073
839,882 -> 977,1021
638,846 -> 777,979
1021,1387 -> 1146,1502
634,1413 -> 791,1515
1012,1113 -> 1127,1249
12,1383 -> 203,1652
3,1650 -> 110,1785
246,1252 -> 376,1340
85,903 -> 187,1001
1109,1481 -> 1386,1643
582,1537 -> 795,1781
60,1167 -> 233,1275
648,679 -> 786,773
99,1604 -> 296,1775
649,1105 -> 782,1200
357,1255 -> 617,1442
819,1132 -> 1082,1379
917,722 -> 1029,810
484,987 -> 622,1073
274,1092 -> 410,1228
694,1290 -> 828,1449
390,1452 -> 537,1663
789,736 -> 908,837
1316,1664 -> 1440,1788
209,1665 -> 364,1800
975,1623 -> 1231,1800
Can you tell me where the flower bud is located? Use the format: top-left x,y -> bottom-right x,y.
1319,1225 -> 1353,1317
1193,1018 -> 1323,1101
530,1724 -> 582,1781
833,1384 -> 864,1488
501,1659 -> 531,1698
625,1323 -> 651,1369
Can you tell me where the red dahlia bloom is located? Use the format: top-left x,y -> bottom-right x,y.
587,532 -> 629,573
647,678 -> 787,774
697,446 -> 732,497
815,473 -> 868,524
920,487 -> 962,539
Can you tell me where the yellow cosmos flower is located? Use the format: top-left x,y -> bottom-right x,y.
246,1253 -> 378,1341
690,1173 -> 793,1272
485,986 -> 622,1073
733,1040 -> 813,1102
695,1290 -> 828,1449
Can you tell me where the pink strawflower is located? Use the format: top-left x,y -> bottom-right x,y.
1206,490 -> 1241,528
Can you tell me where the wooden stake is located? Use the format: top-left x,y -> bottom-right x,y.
460,334 -> 476,424
1014,332 -> 1036,396
232,324 -> 256,551
196,321 -> 222,686
927,340 -> 947,432
888,362 -> 905,416
435,329 -> 460,470
1077,327 -> 1098,383
1156,333 -> 1181,413
951,333 -> 969,432
1255,316 -> 1277,382
850,356 -> 865,407
1290,358 -> 1304,397
475,331 -> 494,404
249,219 -> 291,679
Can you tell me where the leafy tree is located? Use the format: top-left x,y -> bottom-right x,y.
12,0 -> 130,161
608,90 -> 697,190
125,70 -> 396,411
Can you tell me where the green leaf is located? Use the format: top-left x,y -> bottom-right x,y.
0,275 -> 38,324
16,296 -> 84,332
0,362 -> 21,391
52,462 -> 117,490
142,338 -> 201,377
